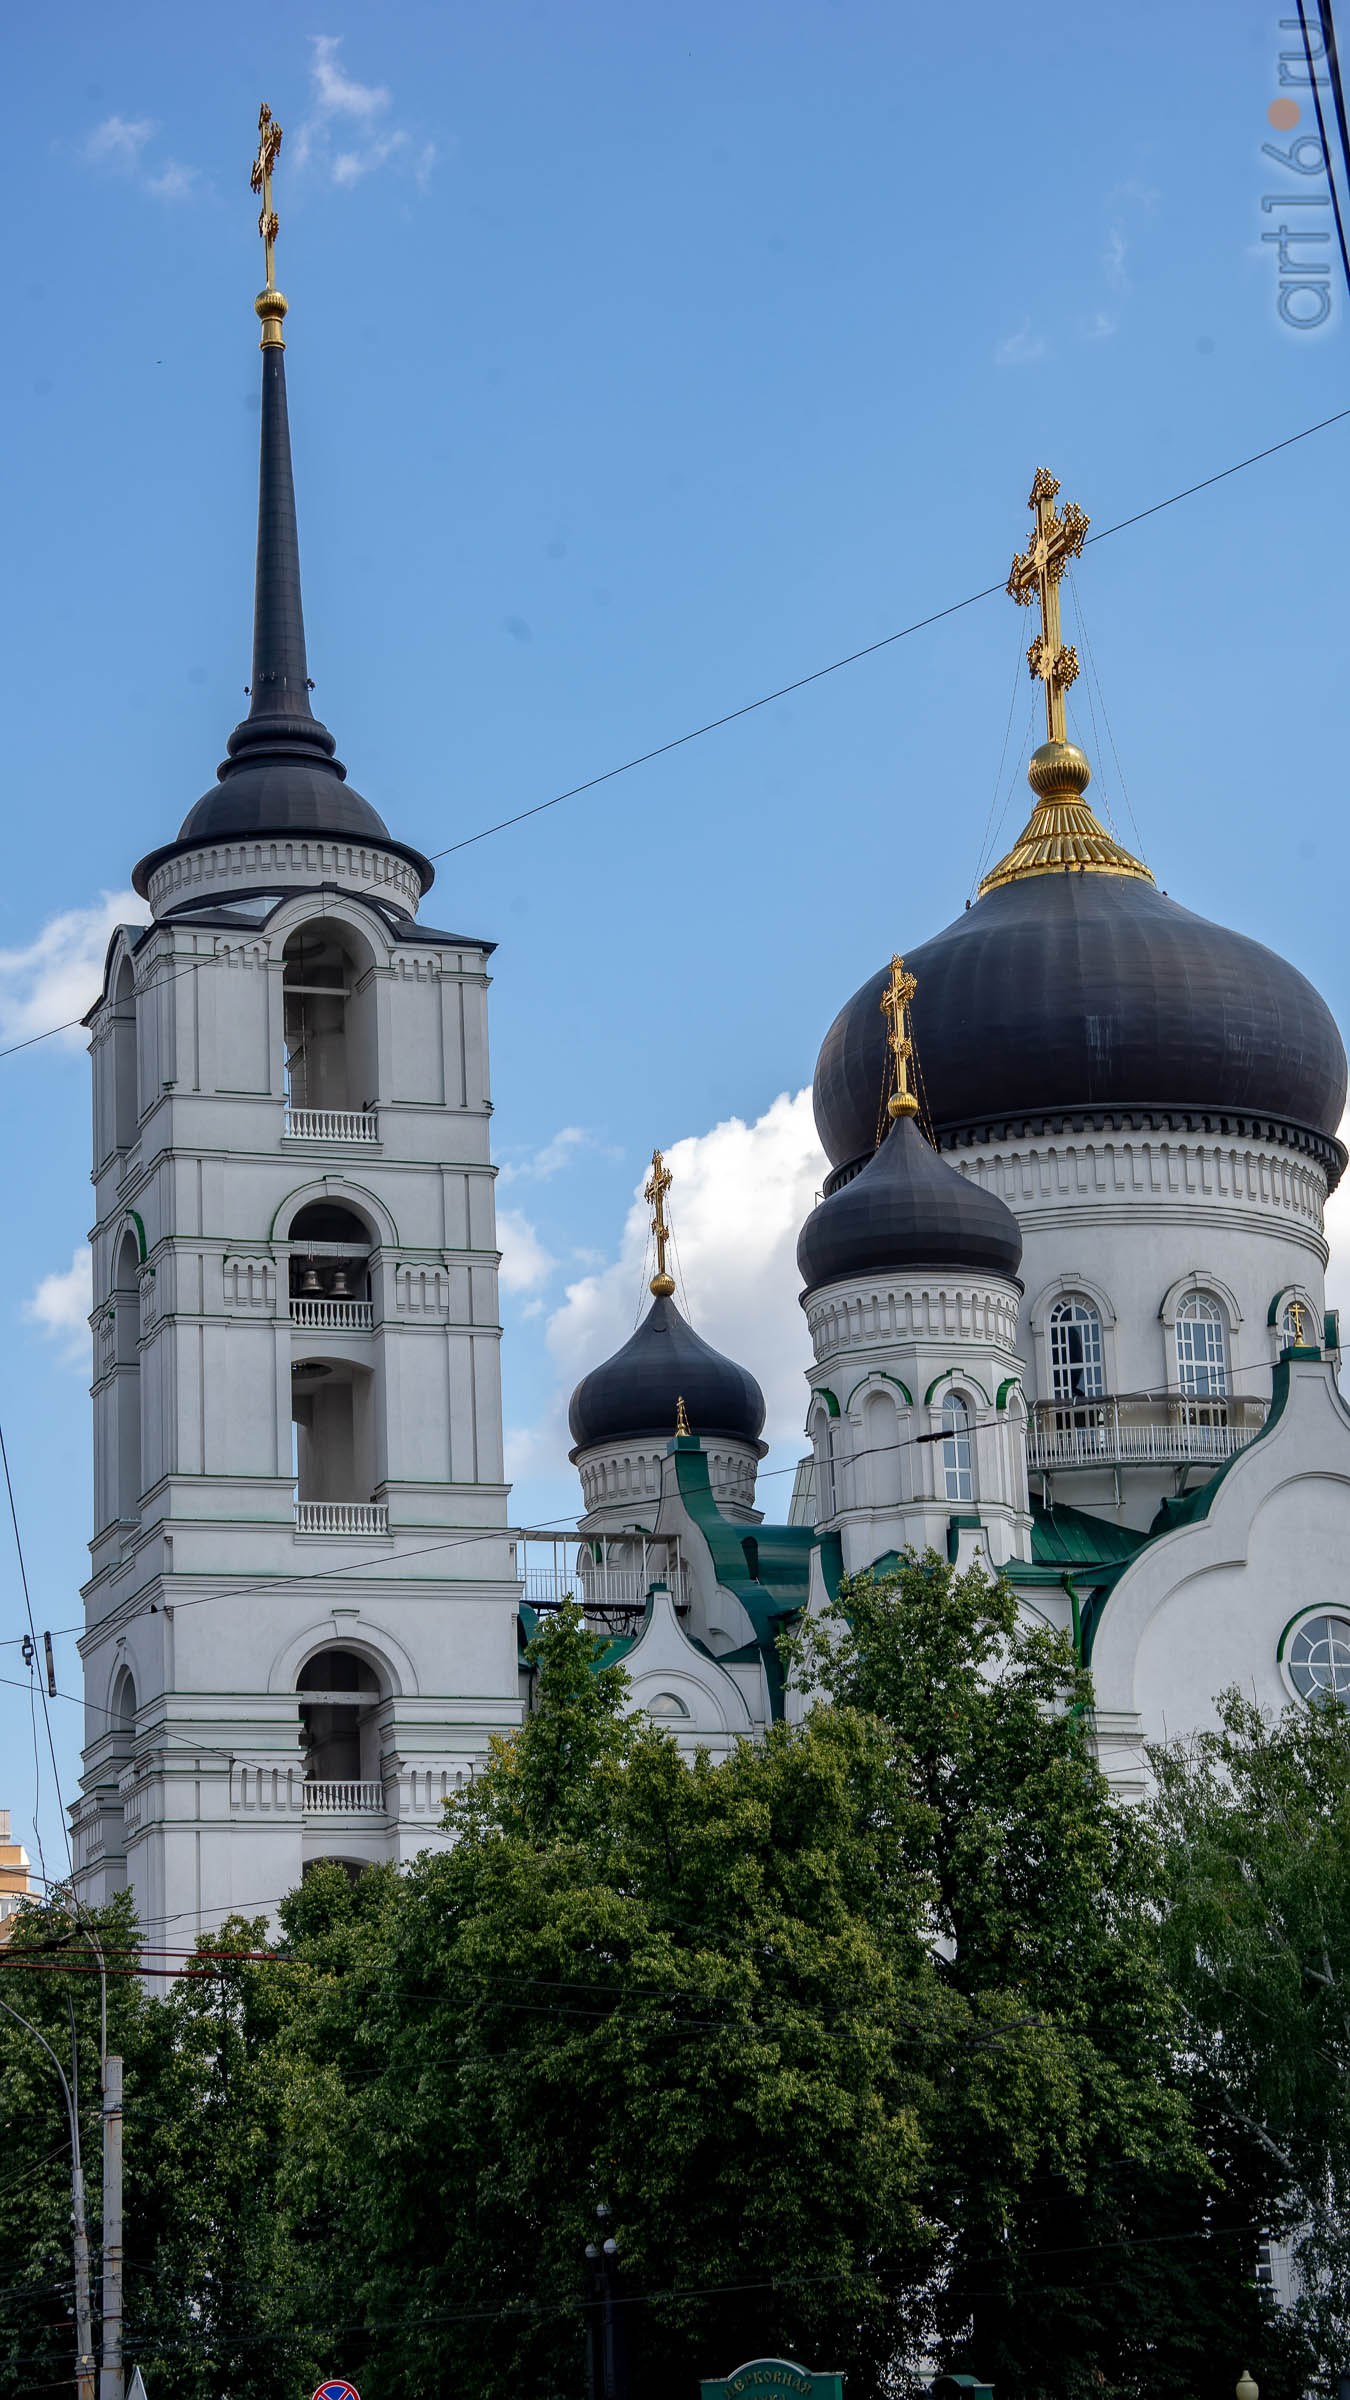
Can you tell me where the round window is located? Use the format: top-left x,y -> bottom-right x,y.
1287,1614 -> 1350,1705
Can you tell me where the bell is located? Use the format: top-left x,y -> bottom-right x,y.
329,1264 -> 351,1300
300,1259 -> 322,1296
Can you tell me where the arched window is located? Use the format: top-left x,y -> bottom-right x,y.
288,1200 -> 374,1312
111,959 -> 138,1153
941,1392 -> 973,1503
282,921 -> 376,1115
113,1231 -> 142,1522
1287,1615 -> 1350,1705
1281,1297 -> 1315,1349
110,1666 -> 137,1744
1049,1298 -> 1105,1399
1176,1294 -> 1229,1397
644,1690 -> 690,1720
297,1647 -> 382,1785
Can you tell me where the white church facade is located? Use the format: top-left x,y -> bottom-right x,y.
73,158 -> 1350,1933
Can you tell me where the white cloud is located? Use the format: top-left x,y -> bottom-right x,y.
994,319 -> 1047,367
146,160 -> 198,203
296,36 -> 433,191
26,1245 -> 92,1367
505,1089 -> 827,1484
85,116 -> 154,168
1103,225 -> 1129,290
498,1126 -> 594,1185
497,1207 -> 556,1295
0,891 -> 147,1057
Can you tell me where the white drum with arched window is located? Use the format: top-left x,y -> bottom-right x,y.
1049,1298 -> 1105,1399
941,1392 -> 974,1504
1175,1293 -> 1229,1397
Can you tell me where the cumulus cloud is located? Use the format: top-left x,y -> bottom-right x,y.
0,891 -> 147,1057
82,115 -> 197,201
994,319 -> 1047,367
505,1089 -> 827,1483
26,1245 -> 93,1367
294,36 -> 433,190
497,1208 -> 556,1295
497,1126 -> 605,1185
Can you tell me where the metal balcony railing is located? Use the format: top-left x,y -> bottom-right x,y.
523,1567 -> 689,1612
289,1297 -> 374,1331
294,1500 -> 390,1537
1027,1394 -> 1268,1473
302,1779 -> 385,1814
284,1108 -> 378,1143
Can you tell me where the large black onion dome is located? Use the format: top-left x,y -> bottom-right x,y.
798,1113 -> 1023,1298
568,1294 -> 766,1455
133,340 -> 431,898
814,873 -> 1348,1184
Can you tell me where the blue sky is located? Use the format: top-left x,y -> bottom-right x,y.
3,0 -> 1348,1872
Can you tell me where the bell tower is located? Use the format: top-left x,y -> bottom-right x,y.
72,106 -> 520,1934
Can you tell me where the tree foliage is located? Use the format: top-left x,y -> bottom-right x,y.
0,1579 -> 1321,2398
1150,1685 -> 1350,2379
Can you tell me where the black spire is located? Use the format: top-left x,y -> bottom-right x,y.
223,342 -> 337,773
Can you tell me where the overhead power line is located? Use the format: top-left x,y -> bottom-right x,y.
1,402 -> 1348,1072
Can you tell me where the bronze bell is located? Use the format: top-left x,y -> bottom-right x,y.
300,1258 -> 323,1297
330,1264 -> 351,1300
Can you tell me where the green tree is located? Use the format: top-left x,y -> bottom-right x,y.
1151,1685 -> 1350,2382
267,1606 -> 955,2399
795,1553 -> 1308,2399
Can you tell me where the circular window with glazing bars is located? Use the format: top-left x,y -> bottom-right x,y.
1287,1614 -> 1350,1705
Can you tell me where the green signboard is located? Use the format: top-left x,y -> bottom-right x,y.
700,2360 -> 843,2400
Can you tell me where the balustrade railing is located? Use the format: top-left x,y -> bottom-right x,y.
284,1108 -> 378,1143
523,1566 -> 689,1612
289,1297 -> 374,1331
302,1779 -> 385,1814
294,1500 -> 390,1537
1028,1394 -> 1267,1472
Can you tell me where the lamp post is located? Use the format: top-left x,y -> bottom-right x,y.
0,1994 -> 96,2400
584,2203 -> 627,2400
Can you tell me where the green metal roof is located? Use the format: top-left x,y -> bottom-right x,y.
1030,1500 -> 1147,1568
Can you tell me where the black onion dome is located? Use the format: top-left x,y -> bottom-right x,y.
798,1113 -> 1023,1298
134,340 -> 431,898
814,873 -> 1348,1185
568,1294 -> 766,1455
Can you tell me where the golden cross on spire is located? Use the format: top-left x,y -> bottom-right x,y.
1006,468 -> 1090,745
879,956 -> 919,1124
644,1149 -> 676,1298
250,102 -> 288,350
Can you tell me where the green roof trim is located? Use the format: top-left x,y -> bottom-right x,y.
1031,1500 -> 1147,1568
668,1439 -> 814,1720
1267,1284 -> 1297,1328
844,1370 -> 913,1411
815,1386 -> 840,1418
996,1375 -> 1022,1412
924,1370 -> 992,1406
946,1513 -> 982,1564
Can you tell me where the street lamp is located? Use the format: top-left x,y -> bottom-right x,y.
584,2203 -> 627,2400
1235,2376 -> 1258,2400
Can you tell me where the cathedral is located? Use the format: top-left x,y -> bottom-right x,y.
73,112 -> 1350,1931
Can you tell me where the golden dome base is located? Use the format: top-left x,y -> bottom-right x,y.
979,798 -> 1153,894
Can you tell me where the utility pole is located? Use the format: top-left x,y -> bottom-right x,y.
100,2051 -> 124,2400
583,2203 -> 627,2400
0,1994 -> 96,2400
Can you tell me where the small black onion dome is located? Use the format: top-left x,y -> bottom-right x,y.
797,1113 -> 1023,1299
568,1293 -> 766,1455
813,873 -> 1348,1179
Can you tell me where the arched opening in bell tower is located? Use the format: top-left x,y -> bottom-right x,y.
111,959 -> 138,1153
297,1647 -> 383,1784
282,920 -> 377,1115
290,1358 -> 377,1509
112,1232 -> 143,1523
288,1199 -> 374,1316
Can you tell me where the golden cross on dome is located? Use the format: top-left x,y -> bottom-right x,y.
675,1395 -> 691,1436
250,103 -> 288,348
644,1149 -> 676,1297
879,955 -> 919,1122
1007,468 -> 1090,745
1288,1297 -> 1309,1344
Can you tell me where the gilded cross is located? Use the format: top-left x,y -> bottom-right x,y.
1007,468 -> 1090,745
879,956 -> 919,1122
645,1149 -> 676,1297
1288,1298 -> 1309,1344
251,102 -> 283,292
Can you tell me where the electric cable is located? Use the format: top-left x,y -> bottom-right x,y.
2,403 -> 1349,1069
1297,0 -> 1350,301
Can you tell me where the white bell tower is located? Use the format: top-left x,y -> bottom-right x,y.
72,112 -> 520,1936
